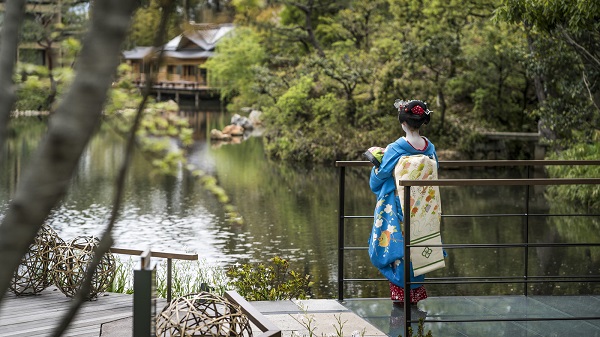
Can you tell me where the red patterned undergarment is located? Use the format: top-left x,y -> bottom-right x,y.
389,283 -> 428,304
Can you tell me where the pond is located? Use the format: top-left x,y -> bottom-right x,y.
1,108 -> 598,299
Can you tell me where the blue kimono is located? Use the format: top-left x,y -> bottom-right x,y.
369,137 -> 438,289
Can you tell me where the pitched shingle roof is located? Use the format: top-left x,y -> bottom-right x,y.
123,23 -> 234,60
122,46 -> 153,60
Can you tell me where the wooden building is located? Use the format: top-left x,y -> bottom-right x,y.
122,23 -> 234,101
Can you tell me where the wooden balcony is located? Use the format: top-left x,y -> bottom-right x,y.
131,80 -> 220,107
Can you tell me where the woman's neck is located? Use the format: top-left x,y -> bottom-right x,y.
403,130 -> 426,150
401,123 -> 426,149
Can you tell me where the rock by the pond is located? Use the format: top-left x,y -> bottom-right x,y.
231,114 -> 253,130
249,110 -> 262,125
210,129 -> 232,140
222,124 -> 244,136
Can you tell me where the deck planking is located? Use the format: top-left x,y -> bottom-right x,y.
0,287 -> 139,337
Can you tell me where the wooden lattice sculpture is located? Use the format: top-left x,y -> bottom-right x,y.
52,236 -> 116,300
156,292 -> 253,337
9,224 -> 65,296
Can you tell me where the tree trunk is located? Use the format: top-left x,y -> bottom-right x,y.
291,0 -> 325,58
437,87 -> 446,133
434,71 -> 446,133
0,0 -> 141,303
45,43 -> 58,109
524,24 -> 555,141
0,0 -> 27,165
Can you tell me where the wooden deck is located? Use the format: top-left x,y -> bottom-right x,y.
131,81 -> 220,107
3,287 -> 599,337
0,287 -> 152,337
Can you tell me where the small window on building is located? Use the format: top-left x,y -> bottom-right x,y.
184,65 -> 196,76
199,68 -> 208,85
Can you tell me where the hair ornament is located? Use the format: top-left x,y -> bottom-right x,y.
393,99 -> 406,111
394,99 -> 432,115
411,105 -> 425,115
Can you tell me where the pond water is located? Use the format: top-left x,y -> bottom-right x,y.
1,108 -> 598,299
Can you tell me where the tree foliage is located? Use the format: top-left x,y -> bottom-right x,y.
204,26 -> 267,103
105,65 -> 195,176
126,0 -> 237,48
19,0 -> 88,108
126,0 -> 182,48
546,134 -> 600,209
210,0 -> 548,163
496,0 -> 600,146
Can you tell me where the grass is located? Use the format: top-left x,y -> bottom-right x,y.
108,257 -> 231,298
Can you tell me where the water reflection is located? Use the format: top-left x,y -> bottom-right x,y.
1,114 -> 598,299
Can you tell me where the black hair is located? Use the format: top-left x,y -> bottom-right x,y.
394,99 -> 432,129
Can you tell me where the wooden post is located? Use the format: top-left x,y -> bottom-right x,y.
133,250 -> 156,337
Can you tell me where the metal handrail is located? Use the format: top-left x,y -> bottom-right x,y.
335,159 -> 600,167
335,160 -> 600,335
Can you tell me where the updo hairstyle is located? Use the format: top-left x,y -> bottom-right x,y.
394,99 -> 432,130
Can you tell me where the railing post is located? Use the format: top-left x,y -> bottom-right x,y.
167,258 -> 172,302
338,166 -> 346,301
133,250 -> 157,337
403,185 -> 412,337
524,165 -> 531,296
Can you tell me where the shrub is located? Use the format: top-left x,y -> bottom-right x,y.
546,139 -> 600,209
14,76 -> 51,111
227,257 -> 313,301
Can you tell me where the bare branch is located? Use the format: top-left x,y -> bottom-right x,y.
561,28 -> 600,69
582,71 -> 600,113
51,0 -> 176,335
0,0 -> 27,165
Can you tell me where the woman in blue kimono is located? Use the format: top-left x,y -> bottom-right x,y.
368,99 -> 438,304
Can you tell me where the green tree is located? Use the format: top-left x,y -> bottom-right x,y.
309,51 -> 375,126
317,1 -> 389,51
209,0 -> 553,163
204,26 -> 267,103
546,139 -> 600,208
126,0 -> 181,48
104,67 -> 194,176
386,0 -> 499,132
449,22 -> 536,131
20,0 -> 88,108
497,0 -> 600,145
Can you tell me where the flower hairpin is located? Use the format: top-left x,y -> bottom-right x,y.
394,99 -> 431,115
393,99 -> 406,110
411,105 -> 425,115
